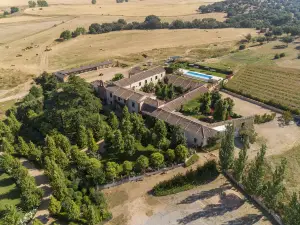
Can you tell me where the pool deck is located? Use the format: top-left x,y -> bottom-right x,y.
180,69 -> 223,82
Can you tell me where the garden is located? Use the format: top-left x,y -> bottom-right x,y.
0,73 -> 198,224
179,91 -> 241,123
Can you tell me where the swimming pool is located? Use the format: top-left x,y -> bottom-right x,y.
185,71 -> 213,80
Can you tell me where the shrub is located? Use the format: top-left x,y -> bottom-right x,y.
37,0 -> 48,7
274,53 -> 280,59
112,73 -> 124,81
11,7 -> 19,14
60,30 -> 72,40
152,160 -> 219,196
185,154 -> 199,167
239,44 -> 246,50
254,113 -> 276,124
279,53 -> 286,58
298,54 -> 300,59
92,0 -> 97,4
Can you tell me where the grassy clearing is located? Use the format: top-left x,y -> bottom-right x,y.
0,172 -> 21,212
0,99 -> 17,120
268,145 -> 300,196
225,66 -> 300,112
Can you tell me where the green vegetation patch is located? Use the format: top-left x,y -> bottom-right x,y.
152,160 -> 219,196
0,172 -> 21,212
225,66 -> 300,114
184,154 -> 199,167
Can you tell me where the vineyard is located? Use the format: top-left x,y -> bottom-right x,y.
225,66 -> 300,114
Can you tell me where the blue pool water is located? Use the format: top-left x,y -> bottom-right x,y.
185,71 -> 213,80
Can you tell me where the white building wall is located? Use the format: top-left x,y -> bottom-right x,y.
127,99 -> 139,113
129,72 -> 166,90
184,130 -> 206,147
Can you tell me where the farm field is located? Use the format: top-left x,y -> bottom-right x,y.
225,66 -> 300,112
0,172 -> 21,212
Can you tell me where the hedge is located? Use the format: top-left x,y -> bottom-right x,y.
152,160 -> 219,196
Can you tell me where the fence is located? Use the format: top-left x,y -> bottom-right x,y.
223,171 -> 283,225
221,89 -> 300,120
97,163 -> 184,190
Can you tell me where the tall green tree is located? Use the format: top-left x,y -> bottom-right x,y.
219,124 -> 235,171
213,99 -> 228,121
92,0 -> 97,4
124,134 -> 135,156
0,121 -> 14,143
170,125 -> 186,148
87,129 -> 99,153
85,205 -> 98,225
108,112 -> 119,130
135,155 -> 149,173
111,130 -> 124,154
165,149 -> 175,163
243,144 -> 267,195
131,113 -> 146,141
6,113 -> 21,135
77,125 -> 88,149
150,152 -> 164,169
91,114 -> 106,140
201,92 -> 211,114
175,145 -> 188,163
16,136 -> 30,156
105,162 -> 121,181
49,196 -> 61,215
122,161 -> 133,176
232,146 -> 248,182
283,192 -> 300,225
263,159 -> 287,209
2,205 -> 22,225
1,138 -> 15,154
62,197 -> 80,220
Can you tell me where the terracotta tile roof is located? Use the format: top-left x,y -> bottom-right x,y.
166,74 -> 203,90
114,66 -> 165,87
106,85 -> 146,103
142,108 -> 218,139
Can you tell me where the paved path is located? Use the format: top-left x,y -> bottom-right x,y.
20,158 -> 54,224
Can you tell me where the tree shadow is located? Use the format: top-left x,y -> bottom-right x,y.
41,185 -> 52,198
0,188 -> 20,201
177,193 -> 245,224
34,174 -> 50,186
234,138 -> 243,150
178,185 -> 232,205
222,214 -> 263,225
0,176 -> 15,187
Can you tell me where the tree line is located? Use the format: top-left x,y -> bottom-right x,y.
219,123 -> 300,224
28,0 -> 48,8
199,0 -> 300,34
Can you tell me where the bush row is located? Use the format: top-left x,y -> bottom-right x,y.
254,113 -> 276,124
0,153 -> 43,211
152,160 -> 219,196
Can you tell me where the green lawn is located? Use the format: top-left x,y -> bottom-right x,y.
0,172 -> 21,212
0,99 -> 17,120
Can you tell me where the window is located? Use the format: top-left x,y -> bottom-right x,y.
161,74 -> 163,77
110,101 -> 112,104
110,93 -> 112,98
145,80 -> 148,84
139,82 -> 141,86
155,76 -> 158,80
151,78 -> 153,81
194,138 -> 197,143
118,97 -> 120,101
132,102 -> 135,108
